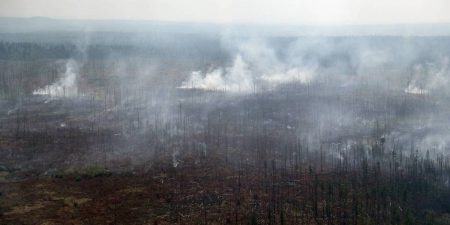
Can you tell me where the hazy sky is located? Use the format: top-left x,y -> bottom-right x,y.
1,0 -> 450,25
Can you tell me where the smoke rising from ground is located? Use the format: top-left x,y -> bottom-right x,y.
405,57 -> 450,95
179,36 -> 450,97
4,30 -> 450,172
33,60 -> 79,97
175,35 -> 450,158
3,20 -> 450,225
179,39 -> 317,92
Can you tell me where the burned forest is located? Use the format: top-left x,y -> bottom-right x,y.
1,18 -> 450,225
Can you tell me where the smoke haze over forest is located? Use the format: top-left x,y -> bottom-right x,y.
1,6 -> 450,223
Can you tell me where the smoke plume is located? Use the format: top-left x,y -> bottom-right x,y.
33,60 -> 79,97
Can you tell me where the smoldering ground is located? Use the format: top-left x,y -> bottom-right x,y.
1,28 -> 450,174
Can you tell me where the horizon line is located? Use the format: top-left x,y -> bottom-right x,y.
2,16 -> 450,28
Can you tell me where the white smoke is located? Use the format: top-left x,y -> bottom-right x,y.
172,148 -> 180,168
417,133 -> 450,154
404,83 -> 428,95
179,40 -> 316,93
33,60 -> 79,97
179,55 -> 254,92
261,68 -> 315,84
404,57 -> 450,95
179,55 -> 315,93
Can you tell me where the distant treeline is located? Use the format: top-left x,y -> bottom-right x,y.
0,32 -> 227,61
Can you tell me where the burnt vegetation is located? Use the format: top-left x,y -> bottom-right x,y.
1,25 -> 450,224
